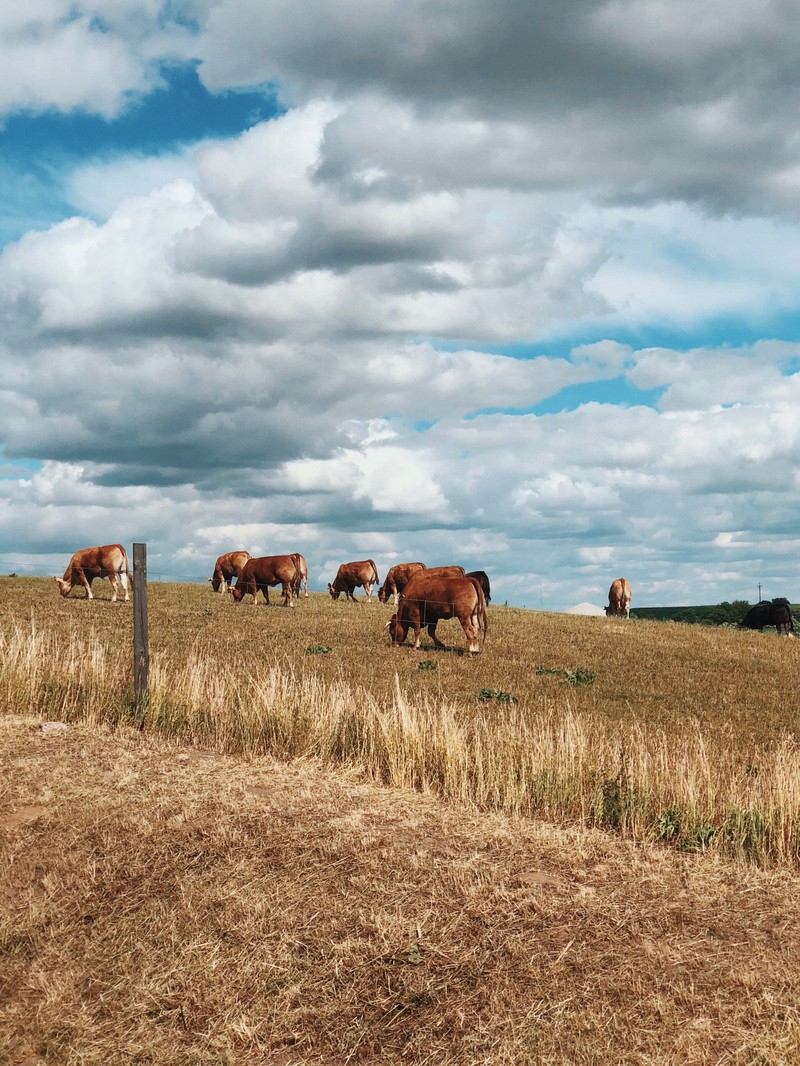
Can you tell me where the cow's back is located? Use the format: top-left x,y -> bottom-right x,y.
400,571 -> 480,617
247,554 -> 296,583
72,544 -> 128,575
382,561 -> 425,597
423,565 -> 465,579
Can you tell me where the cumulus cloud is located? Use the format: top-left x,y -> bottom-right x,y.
0,2 -> 196,119
2,0 -> 800,608
198,0 -> 800,217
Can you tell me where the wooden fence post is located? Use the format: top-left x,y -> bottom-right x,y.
133,542 -> 149,713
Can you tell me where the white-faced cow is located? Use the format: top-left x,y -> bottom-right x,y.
208,550 -> 251,593
328,560 -> 379,602
385,571 -> 487,654
605,578 -> 632,617
54,544 -> 131,602
290,553 -> 309,598
378,562 -> 426,604
466,570 -> 491,604
740,598 -> 795,635
229,555 -> 297,607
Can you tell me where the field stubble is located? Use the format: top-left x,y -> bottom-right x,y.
2,576 -> 800,865
4,578 -> 800,1063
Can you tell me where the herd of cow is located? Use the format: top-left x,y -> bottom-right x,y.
51,545 -> 795,652
214,552 -> 492,655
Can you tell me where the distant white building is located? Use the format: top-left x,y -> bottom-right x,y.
564,602 -> 606,617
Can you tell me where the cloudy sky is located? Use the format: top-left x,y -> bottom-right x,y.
2,0 -> 800,609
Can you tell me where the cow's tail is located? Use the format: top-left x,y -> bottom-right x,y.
369,559 -> 379,585
479,590 -> 488,643
470,579 -> 488,645
120,547 -> 134,588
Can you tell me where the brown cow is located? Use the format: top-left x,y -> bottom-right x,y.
605,578 -> 632,617
208,550 -> 251,593
229,555 -> 297,607
386,572 -> 487,654
378,562 -> 426,604
328,559 -> 379,602
290,553 -> 309,598
54,544 -> 131,602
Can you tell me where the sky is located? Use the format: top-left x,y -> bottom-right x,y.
2,0 -> 800,610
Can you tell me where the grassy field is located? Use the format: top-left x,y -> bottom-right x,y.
3,575 -> 800,1061
2,576 -> 800,862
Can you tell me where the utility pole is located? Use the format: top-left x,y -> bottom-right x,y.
758,582 -> 762,602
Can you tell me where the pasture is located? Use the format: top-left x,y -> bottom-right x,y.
4,575 -> 800,1062
2,575 -> 800,861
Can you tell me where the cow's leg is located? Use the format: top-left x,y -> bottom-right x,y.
109,574 -> 119,602
364,583 -> 373,602
119,570 -> 130,601
427,622 -> 444,648
77,569 -> 93,599
282,581 -> 294,608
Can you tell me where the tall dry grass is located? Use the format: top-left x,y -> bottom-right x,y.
2,576 -> 800,864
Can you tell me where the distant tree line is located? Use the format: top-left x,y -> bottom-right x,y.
681,601 -> 752,626
631,600 -> 798,627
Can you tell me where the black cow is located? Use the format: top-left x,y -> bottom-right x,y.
466,570 -> 491,604
739,598 -> 795,635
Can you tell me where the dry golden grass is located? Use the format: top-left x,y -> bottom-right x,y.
4,576 -> 800,1061
3,716 -> 800,1065
2,576 -> 800,865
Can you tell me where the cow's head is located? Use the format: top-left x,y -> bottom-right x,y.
328,582 -> 341,600
377,585 -> 388,603
228,584 -> 245,602
385,613 -> 407,645
54,576 -> 71,597
208,576 -> 222,592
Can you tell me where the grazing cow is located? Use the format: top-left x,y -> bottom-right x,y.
328,559 -> 379,602
605,578 -> 632,617
466,570 -> 491,604
386,572 -> 487,654
54,544 -> 131,602
290,553 -> 309,598
229,555 -> 297,607
378,562 -> 426,604
739,598 -> 795,635
208,550 -> 251,593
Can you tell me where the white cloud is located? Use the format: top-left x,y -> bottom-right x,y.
3,1 -> 800,608
0,2 -> 195,119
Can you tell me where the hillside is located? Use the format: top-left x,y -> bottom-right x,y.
3,576 -> 800,1061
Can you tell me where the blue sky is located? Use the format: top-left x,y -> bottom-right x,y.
2,1 -> 800,610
